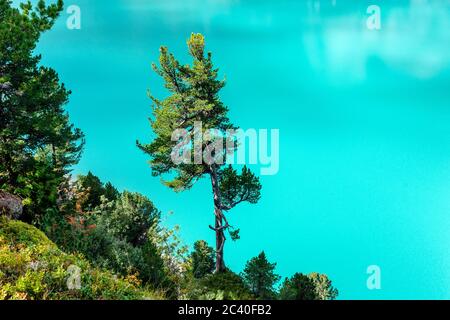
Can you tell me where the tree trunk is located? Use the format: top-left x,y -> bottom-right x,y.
210,165 -> 226,273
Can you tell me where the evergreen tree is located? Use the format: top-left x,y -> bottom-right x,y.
279,272 -> 338,300
138,33 -> 261,272
104,181 -> 119,202
77,172 -> 104,211
75,172 -> 120,211
191,240 -> 215,278
0,0 -> 84,222
309,272 -> 338,300
241,251 -> 280,299
279,273 -> 316,300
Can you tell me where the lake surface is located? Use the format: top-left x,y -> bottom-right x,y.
22,0 -> 450,299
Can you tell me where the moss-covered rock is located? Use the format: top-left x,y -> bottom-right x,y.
0,217 -> 162,300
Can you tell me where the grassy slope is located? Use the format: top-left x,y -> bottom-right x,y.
0,217 -> 161,300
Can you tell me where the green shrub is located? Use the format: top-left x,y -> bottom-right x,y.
191,240 -> 215,279
40,191 -> 173,290
279,273 -> 316,300
184,270 -> 254,300
278,272 -> 338,300
97,191 -> 160,246
0,217 -> 54,247
0,217 -> 162,300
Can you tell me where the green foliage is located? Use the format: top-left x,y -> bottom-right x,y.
241,251 -> 280,299
39,176 -> 178,297
18,150 -> 61,224
219,165 -> 262,210
308,272 -> 338,300
137,32 -> 232,190
0,217 -> 162,300
39,207 -> 80,251
0,2 -> 338,300
140,240 -> 177,295
191,240 -> 215,279
196,290 -> 226,300
82,228 -> 145,277
0,0 -> 84,223
55,220 -> 176,298
279,272 -> 338,300
0,216 -> 53,247
97,191 -> 160,246
279,273 -> 316,300
185,270 -> 254,300
104,182 -> 119,202
76,172 -> 105,211
138,33 -> 262,273
75,172 -> 119,211
228,228 -> 240,241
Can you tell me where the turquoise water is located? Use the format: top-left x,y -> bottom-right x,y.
22,0 -> 450,299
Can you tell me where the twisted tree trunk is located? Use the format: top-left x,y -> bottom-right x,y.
209,165 -> 226,273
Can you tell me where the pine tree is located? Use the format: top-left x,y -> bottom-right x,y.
241,251 -> 280,299
191,240 -> 215,278
279,272 -> 338,300
77,172 -> 105,211
0,0 -> 84,221
138,33 -> 262,272
279,273 -> 317,300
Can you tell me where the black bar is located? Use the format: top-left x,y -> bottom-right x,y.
1,300 -> 447,319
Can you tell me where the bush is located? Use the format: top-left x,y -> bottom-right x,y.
97,191 -> 160,246
278,272 -> 338,300
279,273 -> 316,300
40,208 -> 178,297
0,217 -> 162,300
0,217 -> 53,247
41,187 -> 168,274
191,240 -> 215,279
140,241 -> 179,299
184,270 -> 254,300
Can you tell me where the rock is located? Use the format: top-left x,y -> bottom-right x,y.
0,190 -> 23,220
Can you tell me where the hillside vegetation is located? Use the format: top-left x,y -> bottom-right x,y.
0,217 -> 160,300
0,0 -> 338,301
